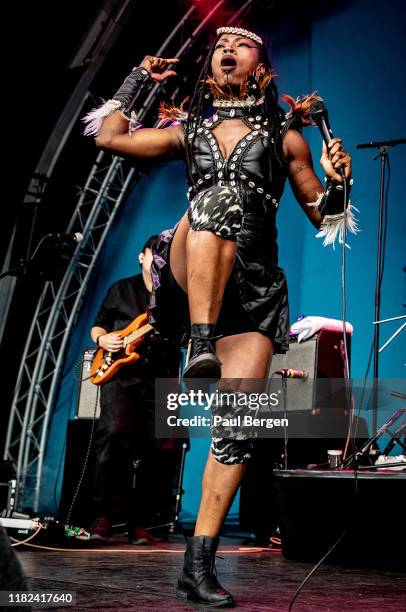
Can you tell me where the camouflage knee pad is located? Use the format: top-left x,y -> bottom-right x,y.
210,436 -> 254,464
209,390 -> 256,464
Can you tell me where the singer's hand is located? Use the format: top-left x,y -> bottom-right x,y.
139,56 -> 179,83
320,138 -> 352,183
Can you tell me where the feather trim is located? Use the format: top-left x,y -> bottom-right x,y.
205,68 -> 275,101
306,191 -> 325,209
157,100 -> 189,128
281,91 -> 322,127
316,204 -> 360,248
82,99 -> 122,136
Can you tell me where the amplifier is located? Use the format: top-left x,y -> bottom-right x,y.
76,349 -> 100,419
268,330 -> 351,412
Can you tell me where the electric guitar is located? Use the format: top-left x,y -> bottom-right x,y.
90,312 -> 154,385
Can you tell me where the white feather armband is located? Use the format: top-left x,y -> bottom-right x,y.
82,99 -> 122,137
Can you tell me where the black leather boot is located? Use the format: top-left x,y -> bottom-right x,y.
176,535 -> 235,607
182,324 -> 222,381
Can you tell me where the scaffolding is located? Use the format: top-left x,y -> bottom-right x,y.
4,0 -> 257,512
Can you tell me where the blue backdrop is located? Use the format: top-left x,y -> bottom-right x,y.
40,0 -> 406,517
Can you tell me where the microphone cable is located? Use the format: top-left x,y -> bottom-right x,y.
287,160 -> 360,611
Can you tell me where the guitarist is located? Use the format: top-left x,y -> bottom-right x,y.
89,235 -> 181,543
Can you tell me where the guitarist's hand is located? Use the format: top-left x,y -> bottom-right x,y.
99,332 -> 123,353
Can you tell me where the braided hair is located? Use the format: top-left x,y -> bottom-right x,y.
185,35 -> 286,182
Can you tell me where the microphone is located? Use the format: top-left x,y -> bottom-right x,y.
310,99 -> 345,178
273,368 -> 308,379
46,232 -> 83,243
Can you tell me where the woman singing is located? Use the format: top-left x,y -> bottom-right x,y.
84,26 -> 354,607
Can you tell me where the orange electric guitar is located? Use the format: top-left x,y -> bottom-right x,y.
89,312 -> 154,385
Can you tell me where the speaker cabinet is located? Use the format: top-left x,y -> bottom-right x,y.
275,469 -> 406,570
76,350 -> 100,419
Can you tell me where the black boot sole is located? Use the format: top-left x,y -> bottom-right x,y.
176,588 -> 235,608
183,354 -> 221,381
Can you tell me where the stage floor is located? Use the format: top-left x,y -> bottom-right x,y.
16,535 -> 406,611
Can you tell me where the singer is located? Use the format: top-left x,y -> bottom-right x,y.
84,26 -> 353,607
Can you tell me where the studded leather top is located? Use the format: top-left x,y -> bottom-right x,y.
183,104 -> 292,265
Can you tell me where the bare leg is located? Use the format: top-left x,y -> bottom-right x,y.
186,230 -> 236,324
194,454 -> 245,537
168,213 -> 236,324
194,332 -> 273,536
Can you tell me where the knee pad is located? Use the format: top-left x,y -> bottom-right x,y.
210,437 -> 254,464
210,388 -> 255,464
188,185 -> 243,240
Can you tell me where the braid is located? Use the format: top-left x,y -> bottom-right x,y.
185,39 -> 217,182
259,46 -> 286,168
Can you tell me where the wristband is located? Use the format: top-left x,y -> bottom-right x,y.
308,177 -> 358,247
83,66 -> 151,137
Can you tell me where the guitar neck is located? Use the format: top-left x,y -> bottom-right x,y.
125,323 -> 153,345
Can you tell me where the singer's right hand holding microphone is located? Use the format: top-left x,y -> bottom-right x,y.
320,138 -> 352,183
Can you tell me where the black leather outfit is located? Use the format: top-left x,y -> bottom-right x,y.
150,104 -> 293,353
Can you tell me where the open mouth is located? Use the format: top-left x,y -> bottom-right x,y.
220,56 -> 237,72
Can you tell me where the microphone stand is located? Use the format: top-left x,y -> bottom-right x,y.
355,138 -> 406,433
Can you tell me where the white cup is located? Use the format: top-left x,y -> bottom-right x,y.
327,449 -> 343,469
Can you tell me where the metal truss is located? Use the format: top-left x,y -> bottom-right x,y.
4,0 -> 258,513
4,153 -> 136,511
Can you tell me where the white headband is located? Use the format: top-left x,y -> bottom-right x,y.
216,27 -> 263,47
